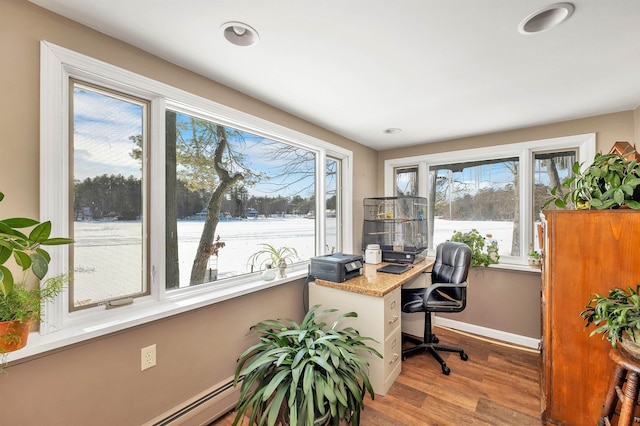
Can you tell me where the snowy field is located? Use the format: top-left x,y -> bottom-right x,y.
72,217 -> 518,303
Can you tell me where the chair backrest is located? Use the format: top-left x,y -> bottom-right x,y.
431,241 -> 472,299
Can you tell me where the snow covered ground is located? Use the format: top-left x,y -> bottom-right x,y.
72,217 -> 517,303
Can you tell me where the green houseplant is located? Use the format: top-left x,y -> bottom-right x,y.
450,229 -> 499,267
580,285 -> 640,350
0,191 -> 73,353
233,305 -> 382,426
248,243 -> 299,271
248,243 -> 299,279
545,152 -> 640,210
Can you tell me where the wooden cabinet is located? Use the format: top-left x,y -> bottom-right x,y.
308,282 -> 403,395
541,210 -> 640,425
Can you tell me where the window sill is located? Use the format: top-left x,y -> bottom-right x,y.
488,262 -> 542,274
6,266 -> 309,364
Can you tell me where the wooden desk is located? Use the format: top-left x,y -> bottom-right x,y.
309,260 -> 434,395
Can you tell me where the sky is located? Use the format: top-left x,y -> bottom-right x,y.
73,86 -> 315,198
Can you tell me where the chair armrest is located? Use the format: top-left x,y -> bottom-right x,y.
423,280 -> 468,299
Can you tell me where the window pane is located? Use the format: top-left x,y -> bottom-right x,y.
532,151 -> 575,250
429,158 -> 519,257
166,111 -> 317,288
71,82 -> 147,309
395,167 -> 418,196
325,158 -> 339,254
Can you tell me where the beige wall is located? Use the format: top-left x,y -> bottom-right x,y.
2,0 -> 639,423
0,1 -> 376,424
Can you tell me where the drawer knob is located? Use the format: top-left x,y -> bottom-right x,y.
388,353 -> 399,364
390,300 -> 396,309
388,315 -> 399,324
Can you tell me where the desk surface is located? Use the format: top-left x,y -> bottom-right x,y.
314,259 -> 434,297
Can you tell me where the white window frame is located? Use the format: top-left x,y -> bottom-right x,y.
8,41 -> 353,362
384,133 -> 595,269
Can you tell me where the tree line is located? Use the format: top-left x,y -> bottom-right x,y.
73,174 -> 319,220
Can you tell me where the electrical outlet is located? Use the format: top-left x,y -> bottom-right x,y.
141,344 -> 156,371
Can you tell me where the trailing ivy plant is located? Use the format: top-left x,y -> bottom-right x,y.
544,152 -> 640,210
450,229 -> 499,267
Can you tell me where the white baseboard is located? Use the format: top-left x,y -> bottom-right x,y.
144,376 -> 239,426
435,316 -> 541,350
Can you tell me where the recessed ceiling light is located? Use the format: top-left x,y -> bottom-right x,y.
221,21 -> 259,47
518,3 -> 575,35
384,128 -> 402,134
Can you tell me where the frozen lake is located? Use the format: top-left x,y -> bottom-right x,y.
72,217 -> 518,303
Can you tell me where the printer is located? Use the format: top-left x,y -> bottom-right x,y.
310,253 -> 363,283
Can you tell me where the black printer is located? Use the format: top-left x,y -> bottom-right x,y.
309,253 -> 363,283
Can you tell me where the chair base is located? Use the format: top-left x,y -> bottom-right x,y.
402,333 -> 469,375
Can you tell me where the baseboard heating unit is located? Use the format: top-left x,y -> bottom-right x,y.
144,376 -> 241,426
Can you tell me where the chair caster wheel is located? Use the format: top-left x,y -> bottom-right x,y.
442,365 -> 451,375
432,336 -> 439,344
460,353 -> 469,361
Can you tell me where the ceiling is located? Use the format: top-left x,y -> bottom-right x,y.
29,0 -> 640,150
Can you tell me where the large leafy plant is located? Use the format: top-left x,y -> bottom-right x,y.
581,285 -> 640,347
0,191 -> 73,315
450,229 -> 499,267
545,152 -> 640,210
233,305 -> 381,426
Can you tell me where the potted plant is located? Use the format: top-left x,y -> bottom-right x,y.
0,191 -> 73,354
232,305 -> 382,426
527,248 -> 541,268
581,285 -> 640,357
247,243 -> 299,279
450,229 -> 499,267
544,152 -> 640,210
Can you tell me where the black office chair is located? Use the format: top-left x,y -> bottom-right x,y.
401,241 -> 472,375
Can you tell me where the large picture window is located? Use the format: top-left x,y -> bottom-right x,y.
35,41 -> 352,354
386,134 -> 594,265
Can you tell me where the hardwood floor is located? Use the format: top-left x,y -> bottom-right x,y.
213,326 -> 542,425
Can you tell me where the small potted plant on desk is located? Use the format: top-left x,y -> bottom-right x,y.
0,191 -> 73,357
232,305 -> 382,426
581,285 -> 640,359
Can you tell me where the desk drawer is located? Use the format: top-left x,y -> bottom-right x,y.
384,288 -> 401,337
383,328 -> 402,380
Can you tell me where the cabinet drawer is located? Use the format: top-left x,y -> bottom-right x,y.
383,288 -> 401,337
383,328 -> 402,380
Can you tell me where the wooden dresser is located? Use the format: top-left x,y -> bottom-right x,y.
541,210 -> 640,425
309,260 -> 432,396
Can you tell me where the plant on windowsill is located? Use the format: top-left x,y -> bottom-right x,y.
247,243 -> 299,279
527,247 -> 541,268
581,285 -> 640,359
232,305 -> 382,426
450,229 -> 499,267
543,152 -> 640,210
0,191 -> 73,355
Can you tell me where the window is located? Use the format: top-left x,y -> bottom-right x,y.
71,81 -> 149,309
430,157 -> 519,256
394,166 -> 418,196
384,134 -> 594,265
165,109 -> 318,288
34,41 -> 352,354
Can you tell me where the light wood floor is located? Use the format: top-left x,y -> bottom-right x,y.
213,327 -> 542,425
